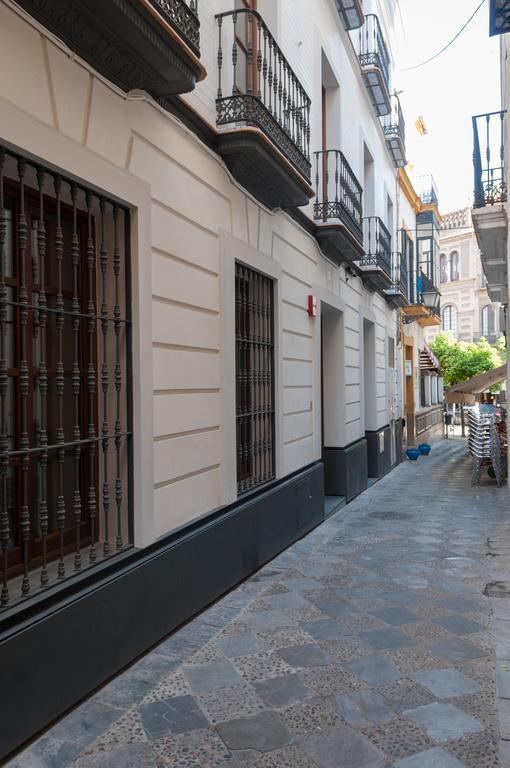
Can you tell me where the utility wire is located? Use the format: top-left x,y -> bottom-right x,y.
402,0 -> 486,71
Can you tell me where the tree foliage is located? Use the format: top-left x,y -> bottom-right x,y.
429,333 -> 505,388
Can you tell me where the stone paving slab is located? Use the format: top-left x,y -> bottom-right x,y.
6,439 -> 509,767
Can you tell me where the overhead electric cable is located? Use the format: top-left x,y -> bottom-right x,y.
402,0 -> 486,71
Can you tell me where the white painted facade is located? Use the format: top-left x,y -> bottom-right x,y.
426,208 -> 503,345
397,169 -> 444,446
0,0 -> 404,548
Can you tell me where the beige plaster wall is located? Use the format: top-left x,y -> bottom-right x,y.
0,3 -> 398,545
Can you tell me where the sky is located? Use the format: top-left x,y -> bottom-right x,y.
395,0 -> 501,213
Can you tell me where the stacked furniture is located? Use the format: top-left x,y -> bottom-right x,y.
468,408 -> 507,486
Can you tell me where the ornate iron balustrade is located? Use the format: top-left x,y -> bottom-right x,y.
215,9 -> 311,181
390,251 -> 409,300
0,142 -> 132,610
361,216 -> 392,277
383,94 -> 406,167
313,150 -> 363,241
358,14 -> 391,115
16,0 -> 203,97
472,110 -> 507,207
416,174 -> 439,207
335,0 -> 364,30
151,0 -> 200,55
490,0 -> 510,36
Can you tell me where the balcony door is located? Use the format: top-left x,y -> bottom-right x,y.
322,87 -> 328,217
234,0 -> 258,96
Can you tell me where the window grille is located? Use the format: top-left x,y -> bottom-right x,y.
235,263 -> 275,494
0,143 -> 132,609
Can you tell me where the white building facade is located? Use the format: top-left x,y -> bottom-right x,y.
0,0 -> 411,755
470,1 -> 510,477
427,207 -> 504,345
396,169 -> 444,448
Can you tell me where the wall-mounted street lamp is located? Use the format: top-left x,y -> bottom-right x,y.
420,287 -> 440,312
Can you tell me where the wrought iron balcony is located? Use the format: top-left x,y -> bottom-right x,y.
358,15 -> 391,116
490,0 -> 510,35
415,174 -> 440,208
335,0 -> 364,30
313,150 -> 364,264
355,216 -> 392,291
472,111 -> 507,207
385,252 -> 409,308
403,268 -> 441,325
215,9 -> 313,210
383,95 -> 406,168
17,0 -> 204,96
472,110 -> 508,303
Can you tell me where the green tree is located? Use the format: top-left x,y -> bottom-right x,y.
429,333 -> 501,388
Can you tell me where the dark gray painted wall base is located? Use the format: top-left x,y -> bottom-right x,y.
394,419 -> 403,466
0,463 -> 324,762
417,422 -> 444,446
366,426 -> 391,478
323,439 -> 368,502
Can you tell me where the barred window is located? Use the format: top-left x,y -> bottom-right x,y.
235,262 -> 274,494
0,146 -> 132,609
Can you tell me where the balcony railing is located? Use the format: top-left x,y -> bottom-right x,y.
335,0 -> 364,30
358,14 -> 391,116
215,9 -> 311,181
360,216 -> 392,276
392,252 -> 409,298
490,0 -> 510,36
472,110 -> 507,207
153,0 -> 200,55
384,94 -> 406,167
415,174 -> 439,207
314,150 -> 363,241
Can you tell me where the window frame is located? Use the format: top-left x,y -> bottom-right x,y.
442,304 -> 457,335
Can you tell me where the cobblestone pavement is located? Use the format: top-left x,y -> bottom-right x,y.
9,439 -> 510,768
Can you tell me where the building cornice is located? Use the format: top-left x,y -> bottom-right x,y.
398,168 -> 421,212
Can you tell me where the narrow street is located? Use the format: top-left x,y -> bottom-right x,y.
10,439 -> 509,768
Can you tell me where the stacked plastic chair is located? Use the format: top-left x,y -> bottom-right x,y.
490,420 -> 507,487
468,407 -> 507,486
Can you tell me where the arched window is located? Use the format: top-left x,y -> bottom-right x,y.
442,305 -> 457,334
481,305 -> 495,338
450,251 -> 459,281
440,253 -> 447,283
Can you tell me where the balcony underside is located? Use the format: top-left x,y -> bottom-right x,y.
314,204 -> 364,266
359,63 -> 391,116
335,0 -> 364,30
403,305 -> 441,326
472,204 -> 509,304
384,288 -> 409,309
355,261 -> 393,292
17,0 -> 205,97
216,129 -> 314,210
385,133 -> 406,168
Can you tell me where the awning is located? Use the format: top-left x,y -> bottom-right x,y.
445,364 -> 507,404
420,343 -> 441,373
